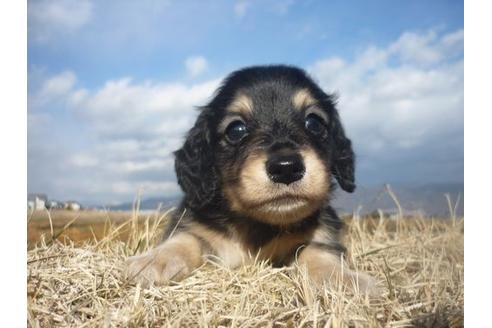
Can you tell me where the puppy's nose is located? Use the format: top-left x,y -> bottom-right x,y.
266,154 -> 305,185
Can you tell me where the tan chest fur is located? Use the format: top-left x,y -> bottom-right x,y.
188,222 -> 317,268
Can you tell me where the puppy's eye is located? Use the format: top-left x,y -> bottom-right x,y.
305,113 -> 326,135
225,120 -> 248,143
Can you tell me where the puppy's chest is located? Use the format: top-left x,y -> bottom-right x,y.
253,231 -> 313,265
219,226 -> 315,268
187,218 -> 321,268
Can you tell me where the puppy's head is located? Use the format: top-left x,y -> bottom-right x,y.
175,65 -> 355,225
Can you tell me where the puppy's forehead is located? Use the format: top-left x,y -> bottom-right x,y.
225,85 -> 317,118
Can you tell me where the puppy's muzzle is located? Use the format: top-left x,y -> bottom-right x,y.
266,153 -> 305,185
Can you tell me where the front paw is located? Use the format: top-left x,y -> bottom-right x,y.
125,248 -> 192,287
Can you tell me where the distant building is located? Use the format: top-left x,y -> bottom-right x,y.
64,201 -> 81,211
27,194 -> 83,211
46,200 -> 63,209
27,193 -> 47,210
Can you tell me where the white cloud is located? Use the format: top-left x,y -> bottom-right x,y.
73,75 -> 220,201
388,30 -> 442,66
28,70 -> 77,109
28,0 -> 93,42
185,56 -> 209,78
75,76 -> 221,140
388,29 -> 464,67
68,154 -> 99,168
309,29 -> 463,160
39,71 -> 77,98
28,70 -> 221,203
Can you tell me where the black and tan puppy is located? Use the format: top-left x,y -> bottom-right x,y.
126,65 -> 377,294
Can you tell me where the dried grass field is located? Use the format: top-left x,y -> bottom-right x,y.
27,208 -> 463,327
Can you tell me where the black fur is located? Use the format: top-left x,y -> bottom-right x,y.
329,110 -> 356,192
174,110 -> 219,210
172,65 -> 355,251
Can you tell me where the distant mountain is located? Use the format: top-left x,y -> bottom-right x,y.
102,182 -> 464,217
331,182 -> 464,217
105,195 -> 181,211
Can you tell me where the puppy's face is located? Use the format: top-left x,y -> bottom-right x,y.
175,66 -> 355,225
218,87 -> 332,225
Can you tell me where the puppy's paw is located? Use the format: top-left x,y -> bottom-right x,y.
125,234 -> 204,287
125,249 -> 192,287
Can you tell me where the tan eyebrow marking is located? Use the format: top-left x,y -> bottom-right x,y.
292,88 -> 317,110
226,94 -> 254,116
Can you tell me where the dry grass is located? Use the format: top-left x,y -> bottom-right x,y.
27,209 -> 153,247
27,209 -> 463,327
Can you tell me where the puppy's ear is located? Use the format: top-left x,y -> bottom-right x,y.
330,109 -> 356,193
174,110 -> 219,209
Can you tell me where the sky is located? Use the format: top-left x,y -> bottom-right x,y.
27,0 -> 464,205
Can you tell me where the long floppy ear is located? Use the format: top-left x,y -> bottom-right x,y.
330,109 -> 356,193
174,110 -> 219,209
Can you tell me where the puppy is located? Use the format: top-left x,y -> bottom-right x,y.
126,65 -> 377,294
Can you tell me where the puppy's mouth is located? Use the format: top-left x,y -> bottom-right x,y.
224,148 -> 329,224
251,194 -> 311,208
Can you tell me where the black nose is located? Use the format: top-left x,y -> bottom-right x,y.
266,153 -> 305,185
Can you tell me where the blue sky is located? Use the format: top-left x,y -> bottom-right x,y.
27,0 -> 464,205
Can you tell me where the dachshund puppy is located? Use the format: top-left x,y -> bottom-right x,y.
126,65 -> 377,294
